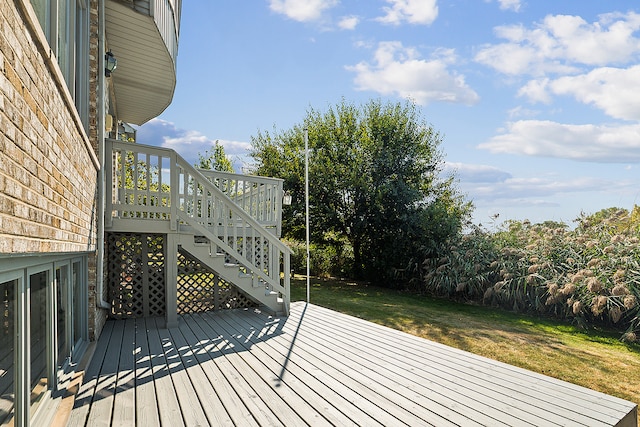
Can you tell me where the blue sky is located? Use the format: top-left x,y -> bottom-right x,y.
137,0 -> 640,226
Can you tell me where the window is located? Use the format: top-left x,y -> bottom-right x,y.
28,268 -> 50,413
29,0 -> 90,131
0,276 -> 17,424
0,255 -> 88,425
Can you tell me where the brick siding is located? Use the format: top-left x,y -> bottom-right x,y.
1,0 -> 105,339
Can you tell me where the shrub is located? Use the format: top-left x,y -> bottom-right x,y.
284,239 -> 354,278
422,206 -> 640,342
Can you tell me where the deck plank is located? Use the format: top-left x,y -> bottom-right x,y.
209,315 -> 364,426
134,318 -> 161,427
303,303 -> 634,426
145,318 -> 185,427
66,321 -> 114,427
183,313 -> 285,427
293,303 -> 559,426
85,319 -> 125,427
111,318 -> 136,426
66,302 -> 637,427
154,318 -> 210,426
239,307 -> 465,426
197,311 -> 332,426
218,308 -> 391,426
171,316 -> 259,426
169,316 -> 235,426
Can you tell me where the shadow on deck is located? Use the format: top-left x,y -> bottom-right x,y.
63,302 -> 637,426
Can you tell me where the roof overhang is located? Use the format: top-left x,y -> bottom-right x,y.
105,1 -> 178,125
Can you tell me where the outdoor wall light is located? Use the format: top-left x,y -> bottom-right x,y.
283,191 -> 292,206
105,51 -> 117,77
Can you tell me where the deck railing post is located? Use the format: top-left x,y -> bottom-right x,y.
170,152 -> 178,231
165,232 -> 178,328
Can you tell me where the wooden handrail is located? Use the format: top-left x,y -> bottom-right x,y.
105,139 -> 290,308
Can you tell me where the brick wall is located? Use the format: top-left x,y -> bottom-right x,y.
1,0 -> 99,254
1,0 -> 104,339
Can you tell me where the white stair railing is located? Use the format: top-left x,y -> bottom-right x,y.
105,139 -> 291,312
197,169 -> 284,236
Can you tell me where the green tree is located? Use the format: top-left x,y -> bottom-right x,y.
251,99 -> 472,284
196,140 -> 234,172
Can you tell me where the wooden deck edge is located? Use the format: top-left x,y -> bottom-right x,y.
616,404 -> 638,427
48,342 -> 98,427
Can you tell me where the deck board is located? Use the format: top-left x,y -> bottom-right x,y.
144,317 -> 185,427
299,303 -> 595,425
155,319 -> 210,426
217,309 -> 387,426
133,318 -> 160,427
184,312 -> 285,427
66,320 -> 114,427
303,303 -> 631,424
112,318 -> 136,426
66,302 -> 638,426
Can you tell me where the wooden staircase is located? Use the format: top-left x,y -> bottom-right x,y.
104,139 -> 291,325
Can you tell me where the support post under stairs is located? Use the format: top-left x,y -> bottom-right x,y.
165,233 -> 178,328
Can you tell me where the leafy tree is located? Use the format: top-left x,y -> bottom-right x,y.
251,99 -> 472,284
196,140 -> 234,172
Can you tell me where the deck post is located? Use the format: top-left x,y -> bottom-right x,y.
165,233 -> 178,328
170,153 -> 179,231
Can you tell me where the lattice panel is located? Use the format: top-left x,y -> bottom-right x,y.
106,233 -> 166,319
177,251 -> 216,314
218,280 -> 257,310
177,250 -> 258,314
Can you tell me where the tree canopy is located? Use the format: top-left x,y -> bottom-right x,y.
196,140 -> 234,172
250,99 -> 472,285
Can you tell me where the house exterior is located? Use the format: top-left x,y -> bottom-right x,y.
0,0 -> 182,425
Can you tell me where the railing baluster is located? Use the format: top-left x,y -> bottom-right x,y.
105,139 -> 291,313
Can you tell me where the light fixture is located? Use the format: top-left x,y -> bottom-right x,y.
105,50 -> 117,77
282,191 -> 292,206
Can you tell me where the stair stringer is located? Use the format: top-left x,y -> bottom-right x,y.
176,232 -> 284,315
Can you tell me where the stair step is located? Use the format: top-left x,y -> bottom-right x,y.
224,263 -> 240,268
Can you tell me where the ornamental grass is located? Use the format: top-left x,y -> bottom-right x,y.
422,206 -> 640,342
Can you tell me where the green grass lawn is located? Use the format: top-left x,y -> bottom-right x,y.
291,275 -> 640,423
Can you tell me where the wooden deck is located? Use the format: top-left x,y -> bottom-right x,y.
64,302 -> 637,426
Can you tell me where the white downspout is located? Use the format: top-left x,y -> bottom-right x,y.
96,0 -> 110,309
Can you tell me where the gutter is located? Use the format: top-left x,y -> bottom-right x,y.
96,0 -> 111,310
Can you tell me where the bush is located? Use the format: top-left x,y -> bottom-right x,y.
422,206 -> 640,342
284,239 -> 354,278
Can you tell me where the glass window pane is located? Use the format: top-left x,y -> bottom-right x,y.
56,267 -> 69,369
30,271 -> 48,409
73,262 -> 81,346
57,0 -> 70,81
0,279 -> 16,424
29,0 -> 50,38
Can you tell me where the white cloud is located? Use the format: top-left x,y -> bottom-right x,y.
517,78 -> 552,103
478,120 -> 640,163
376,0 -> 438,26
469,176 -> 612,201
268,0 -> 338,22
337,15 -> 359,30
548,65 -> 640,121
446,162 -> 512,183
475,12 -> 640,76
496,0 -> 522,12
346,41 -> 479,105
507,105 -> 541,119
137,119 -> 251,168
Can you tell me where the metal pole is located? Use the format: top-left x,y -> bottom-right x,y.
305,128 -> 310,303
